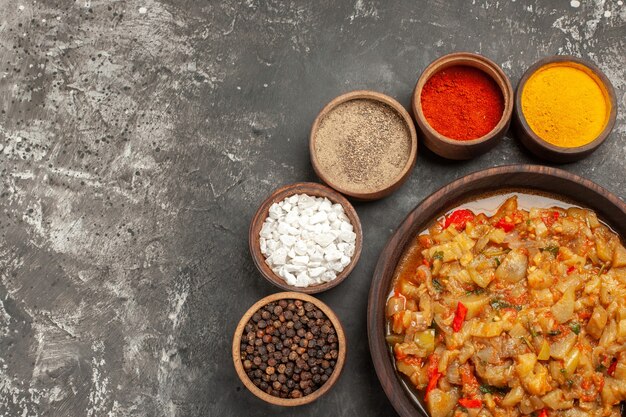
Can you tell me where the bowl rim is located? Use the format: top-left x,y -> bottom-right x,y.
366,164 -> 626,417
514,55 -> 618,156
232,291 -> 347,406
249,182 -> 363,294
411,51 -> 514,146
309,90 -> 418,200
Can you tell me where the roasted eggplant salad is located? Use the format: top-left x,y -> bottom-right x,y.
386,196 -> 626,417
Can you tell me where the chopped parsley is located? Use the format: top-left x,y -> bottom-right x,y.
548,329 -> 562,336
495,257 -> 501,267
526,219 -> 531,226
570,322 -> 581,335
490,298 -> 522,311
432,279 -> 443,292
432,251 -> 444,261
466,287 -> 485,296
596,364 -> 606,372
479,385 -> 493,394
479,384 -> 509,395
560,368 -> 566,374
541,245 -> 559,257
520,336 -> 533,350
530,329 -> 542,337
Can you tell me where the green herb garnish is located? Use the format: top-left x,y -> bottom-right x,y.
495,257 -> 501,267
560,368 -> 566,374
548,329 -> 562,336
490,298 -> 510,309
479,384 -> 509,395
596,364 -> 606,372
570,322 -> 581,335
479,385 -> 493,394
526,219 -> 531,226
458,406 -> 468,413
520,336 -> 533,350
433,251 -> 444,261
598,264 -> 607,276
567,379 -> 574,387
541,245 -> 559,257
490,298 -> 522,311
466,287 -> 485,296
432,279 -> 443,292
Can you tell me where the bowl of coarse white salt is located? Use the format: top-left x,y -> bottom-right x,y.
249,182 -> 363,294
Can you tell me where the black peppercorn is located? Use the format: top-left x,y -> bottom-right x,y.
240,298 -> 339,400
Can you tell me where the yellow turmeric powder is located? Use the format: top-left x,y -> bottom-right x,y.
521,62 -> 610,148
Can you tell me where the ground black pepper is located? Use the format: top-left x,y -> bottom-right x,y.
240,299 -> 339,399
314,98 -> 411,194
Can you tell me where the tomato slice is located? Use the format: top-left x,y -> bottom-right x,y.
495,217 -> 515,232
424,372 -> 441,400
542,211 -> 560,227
452,302 -> 468,332
444,209 -> 475,231
608,359 -> 617,376
458,398 -> 482,408
427,353 -> 440,378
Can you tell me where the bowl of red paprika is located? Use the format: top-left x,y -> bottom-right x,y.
411,52 -> 514,160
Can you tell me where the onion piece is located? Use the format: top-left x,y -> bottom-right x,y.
550,333 -> 577,359
386,296 -> 406,317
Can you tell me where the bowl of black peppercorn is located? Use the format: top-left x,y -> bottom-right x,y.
232,292 -> 346,406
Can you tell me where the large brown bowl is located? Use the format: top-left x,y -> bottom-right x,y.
232,291 -> 347,406
412,52 -> 514,160
249,182 -> 363,294
367,164 -> 626,417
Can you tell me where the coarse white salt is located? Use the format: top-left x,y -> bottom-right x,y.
260,194 -> 356,287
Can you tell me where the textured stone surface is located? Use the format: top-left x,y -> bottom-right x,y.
0,1 -> 624,416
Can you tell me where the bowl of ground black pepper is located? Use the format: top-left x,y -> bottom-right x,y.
412,52 -> 514,160
232,292 -> 346,406
310,90 -> 418,201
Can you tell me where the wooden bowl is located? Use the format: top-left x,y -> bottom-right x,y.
310,90 -> 418,201
367,164 -> 626,417
411,52 -> 514,160
513,55 -> 617,163
232,291 -> 347,406
249,182 -> 363,294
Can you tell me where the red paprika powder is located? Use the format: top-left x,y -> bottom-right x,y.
421,65 -> 504,141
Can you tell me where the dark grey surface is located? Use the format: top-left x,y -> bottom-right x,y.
0,1 -> 624,416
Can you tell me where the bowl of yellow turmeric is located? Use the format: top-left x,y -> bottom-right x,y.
514,55 -> 617,163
